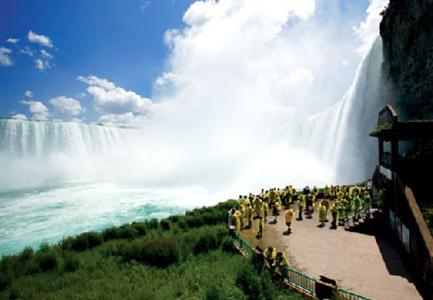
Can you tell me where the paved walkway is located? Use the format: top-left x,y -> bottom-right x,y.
241,210 -> 422,300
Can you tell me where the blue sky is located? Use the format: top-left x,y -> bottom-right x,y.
0,0 -> 373,123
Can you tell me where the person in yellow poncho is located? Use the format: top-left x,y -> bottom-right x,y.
285,206 -> 294,234
263,246 -> 276,270
318,201 -> 327,228
275,251 -> 290,277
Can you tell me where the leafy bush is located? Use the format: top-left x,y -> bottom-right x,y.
236,264 -> 261,300
221,237 -> 238,254
185,215 -> 204,228
146,218 -> 159,230
67,232 -> 102,251
86,232 -> 103,248
121,240 -> 144,262
141,237 -> 179,268
117,225 -> 139,240
168,215 -> 179,223
205,285 -> 225,300
102,227 -> 119,241
60,237 -> 74,251
63,253 -> 80,272
193,231 -> 220,255
71,234 -> 89,251
0,271 -> 12,291
37,251 -> 60,272
101,242 -> 120,258
38,243 -> 51,253
178,219 -> 188,230
131,222 -> 147,236
160,219 -> 171,231
19,247 -> 34,261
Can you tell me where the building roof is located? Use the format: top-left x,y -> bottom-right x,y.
370,105 -> 433,141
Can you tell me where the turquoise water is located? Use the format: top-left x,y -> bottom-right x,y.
0,181 -> 217,256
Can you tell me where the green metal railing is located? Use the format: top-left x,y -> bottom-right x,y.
231,228 -> 370,300
285,267 -> 315,294
337,288 -> 371,300
233,231 -> 254,255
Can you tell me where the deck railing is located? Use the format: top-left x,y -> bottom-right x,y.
231,228 -> 370,300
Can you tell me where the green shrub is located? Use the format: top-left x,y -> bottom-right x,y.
101,242 -> 120,257
160,219 -> 171,231
141,237 -> 179,268
259,272 -> 277,300
19,247 -> 34,261
63,253 -> 80,272
37,251 -> 60,272
102,227 -> 119,241
221,237 -> 238,254
131,222 -> 147,236
121,240 -> 144,262
185,215 -> 204,228
215,199 -> 238,211
205,284 -> 225,300
168,215 -> 179,223
71,234 -> 89,251
0,271 -> 12,291
38,243 -> 51,253
60,237 -> 73,251
178,219 -> 188,230
8,286 -> 19,300
69,232 -> 102,252
118,225 -> 139,240
236,264 -> 261,300
86,232 -> 103,248
193,231 -> 220,255
146,218 -> 159,230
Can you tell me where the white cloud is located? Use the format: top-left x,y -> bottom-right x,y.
98,112 -> 143,124
34,58 -> 52,71
25,90 -> 33,98
33,50 -> 54,71
78,75 -> 152,114
40,49 -> 53,59
0,47 -> 13,66
49,96 -> 83,116
154,0 -> 358,122
27,31 -> 53,48
70,118 -> 83,123
130,0 -> 375,190
20,46 -> 34,57
6,38 -> 19,44
21,100 -> 49,121
155,71 -> 179,87
11,114 -> 27,120
140,0 -> 150,11
77,75 -> 116,90
353,0 -> 389,56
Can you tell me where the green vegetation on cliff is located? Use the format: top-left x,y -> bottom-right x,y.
0,200 -> 303,300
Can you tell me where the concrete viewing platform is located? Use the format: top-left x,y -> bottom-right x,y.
241,210 -> 422,300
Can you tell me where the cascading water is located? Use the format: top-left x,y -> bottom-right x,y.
299,38 -> 385,183
0,119 -> 125,157
0,38 -> 385,256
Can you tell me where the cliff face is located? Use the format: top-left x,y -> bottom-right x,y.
380,0 -> 433,120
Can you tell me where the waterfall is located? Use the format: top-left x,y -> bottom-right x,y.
298,38 -> 385,184
0,120 -> 134,192
0,119 -> 127,157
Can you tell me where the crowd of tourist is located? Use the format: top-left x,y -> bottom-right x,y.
229,184 -> 373,239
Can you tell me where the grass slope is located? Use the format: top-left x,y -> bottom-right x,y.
0,200 -> 304,300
